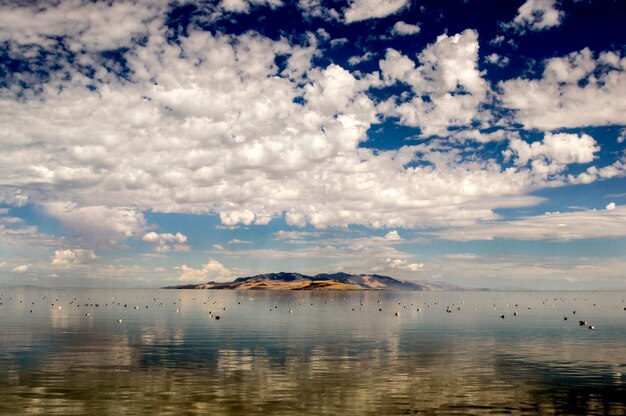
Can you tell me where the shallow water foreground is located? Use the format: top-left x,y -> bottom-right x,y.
1,288 -> 625,415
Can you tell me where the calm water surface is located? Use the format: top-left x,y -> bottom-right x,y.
1,288 -> 625,415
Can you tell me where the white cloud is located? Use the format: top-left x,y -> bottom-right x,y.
500,49 -> 626,129
378,29 -> 489,137
348,52 -> 374,66
490,35 -> 506,46
298,0 -> 340,21
141,232 -> 190,252
0,190 -> 29,207
0,6 -> 621,237
618,128 -> 626,144
51,249 -> 98,266
175,259 -> 233,282
606,202 -> 616,210
508,0 -> 563,32
0,0 -> 165,60
385,258 -> 424,271
391,21 -> 420,36
228,239 -> 252,244
44,202 -> 147,247
12,264 -> 31,273
503,133 -> 600,177
383,230 -> 402,241
344,0 -> 409,23
485,53 -> 509,67
449,129 -> 519,143
434,254 -> 626,290
437,205 -> 626,241
219,0 -> 283,13
443,253 -> 478,261
274,230 -> 322,241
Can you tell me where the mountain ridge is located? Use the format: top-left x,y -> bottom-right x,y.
165,272 -> 487,291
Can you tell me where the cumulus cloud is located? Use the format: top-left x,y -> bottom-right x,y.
219,0 -> 283,13
297,0 -> 340,21
485,53 -> 509,67
385,258 -> 424,271
618,128 -> 626,144
175,259 -> 233,282
0,4 -> 621,236
51,249 -> 98,265
378,29 -> 489,137
391,21 -> 420,36
141,232 -> 190,252
500,49 -> 626,129
12,264 -> 31,273
606,202 -> 616,210
348,52 -> 374,66
503,133 -> 600,177
383,230 -> 402,241
0,0 -> 164,53
344,0 -> 409,23
507,0 -> 563,32
44,202 -> 147,247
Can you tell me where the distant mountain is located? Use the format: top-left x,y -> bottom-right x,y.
165,272 -> 485,291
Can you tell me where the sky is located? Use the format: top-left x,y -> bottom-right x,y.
0,0 -> 625,289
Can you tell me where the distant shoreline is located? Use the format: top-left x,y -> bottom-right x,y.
163,272 -> 488,291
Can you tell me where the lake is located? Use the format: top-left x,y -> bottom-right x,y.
1,288 -> 625,415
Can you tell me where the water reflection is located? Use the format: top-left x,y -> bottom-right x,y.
0,288 -> 625,415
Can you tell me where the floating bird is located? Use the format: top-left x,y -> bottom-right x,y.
588,325 -> 595,330
117,319 -> 122,323
499,314 -> 505,319
579,320 -> 587,326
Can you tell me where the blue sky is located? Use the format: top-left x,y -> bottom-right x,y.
0,0 -> 625,289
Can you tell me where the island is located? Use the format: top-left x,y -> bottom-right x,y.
165,272 -> 485,291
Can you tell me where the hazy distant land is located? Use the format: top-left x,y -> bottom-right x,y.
165,272 -> 485,291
